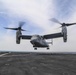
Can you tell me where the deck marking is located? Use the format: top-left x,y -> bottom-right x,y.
0,53 -> 9,57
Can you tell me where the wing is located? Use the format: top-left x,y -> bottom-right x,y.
43,32 -> 63,39
21,35 -> 32,40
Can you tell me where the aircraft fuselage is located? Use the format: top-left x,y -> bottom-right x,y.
30,35 -> 49,49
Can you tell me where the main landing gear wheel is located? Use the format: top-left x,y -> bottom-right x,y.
34,47 -> 37,50
47,47 -> 50,50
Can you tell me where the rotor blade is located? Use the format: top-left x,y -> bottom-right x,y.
50,18 -> 62,25
4,22 -> 26,31
66,23 -> 76,26
19,22 -> 25,27
21,29 -> 26,31
55,26 -> 62,30
4,27 -> 18,30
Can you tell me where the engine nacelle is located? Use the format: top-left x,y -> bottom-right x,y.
16,30 -> 22,44
63,33 -> 67,42
62,26 -> 67,42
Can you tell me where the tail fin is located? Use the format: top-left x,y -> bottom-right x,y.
47,39 -> 53,45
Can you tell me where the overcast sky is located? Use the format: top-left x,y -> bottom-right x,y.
0,0 -> 76,52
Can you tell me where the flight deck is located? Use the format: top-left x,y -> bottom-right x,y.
0,52 -> 76,75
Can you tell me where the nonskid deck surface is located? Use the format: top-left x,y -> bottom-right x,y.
0,52 -> 76,75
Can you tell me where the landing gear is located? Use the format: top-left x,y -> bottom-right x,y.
47,47 -> 50,50
34,47 -> 37,50
33,47 -> 50,50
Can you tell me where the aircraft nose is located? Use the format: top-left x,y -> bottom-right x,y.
30,39 -> 37,44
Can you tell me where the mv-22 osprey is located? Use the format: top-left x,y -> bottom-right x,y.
4,18 -> 76,50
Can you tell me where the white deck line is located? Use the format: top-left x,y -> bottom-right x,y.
0,53 -> 9,57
